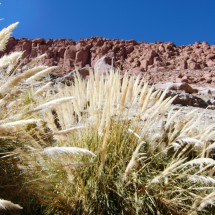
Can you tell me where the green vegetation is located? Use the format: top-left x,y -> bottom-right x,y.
0,24 -> 215,215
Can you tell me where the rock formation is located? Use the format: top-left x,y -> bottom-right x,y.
1,37 -> 215,85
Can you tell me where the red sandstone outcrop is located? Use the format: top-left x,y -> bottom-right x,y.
1,37 -> 215,85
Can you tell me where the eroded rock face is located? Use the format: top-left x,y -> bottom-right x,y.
1,37 -> 215,85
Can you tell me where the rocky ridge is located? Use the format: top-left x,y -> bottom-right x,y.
2,37 -> 215,109
1,37 -> 215,86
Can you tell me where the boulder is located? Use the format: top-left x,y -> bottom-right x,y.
94,56 -> 113,75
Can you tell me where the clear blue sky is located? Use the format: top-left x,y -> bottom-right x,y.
1,0 -> 215,45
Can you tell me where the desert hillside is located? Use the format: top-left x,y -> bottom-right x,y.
1,37 -> 215,86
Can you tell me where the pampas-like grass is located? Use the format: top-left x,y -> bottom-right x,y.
0,119 -> 42,134
33,82 -> 52,96
64,162 -> 95,167
0,51 -> 23,71
197,191 -> 215,211
42,146 -> 96,157
29,97 -> 75,113
53,126 -> 85,135
0,199 -> 22,210
206,142 -> 215,151
0,22 -> 19,51
179,158 -> 215,169
0,65 -> 47,97
26,66 -> 58,83
1,24 -> 215,214
188,175 -> 215,185
172,138 -> 204,150
123,141 -> 145,181
24,53 -> 47,69
150,158 -> 187,184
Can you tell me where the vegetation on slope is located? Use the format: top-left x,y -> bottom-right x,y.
0,23 -> 215,215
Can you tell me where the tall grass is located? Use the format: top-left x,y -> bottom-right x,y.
19,71 -> 215,214
0,24 -> 215,214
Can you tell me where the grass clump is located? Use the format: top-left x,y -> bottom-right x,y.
0,23 -> 215,215
20,72 -> 215,214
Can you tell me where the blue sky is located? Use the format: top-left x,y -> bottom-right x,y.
1,0 -> 215,45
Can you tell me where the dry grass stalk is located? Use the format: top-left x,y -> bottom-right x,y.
53,126 -> 85,135
0,22 -> 19,51
42,146 -> 96,157
0,66 -> 47,97
33,82 -> 52,96
197,191 -> 215,211
150,158 -> 187,184
24,53 -> 47,69
123,141 -> 145,181
26,66 -> 58,83
29,97 -> 75,113
0,199 -> 22,211
0,51 -> 23,71
0,119 -> 42,134
188,175 -> 215,184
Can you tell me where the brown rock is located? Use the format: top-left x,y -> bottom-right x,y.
167,82 -> 198,94
206,60 -> 215,67
75,48 -> 90,68
1,36 -> 215,85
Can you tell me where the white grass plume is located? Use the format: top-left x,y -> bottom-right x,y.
33,82 -> 52,96
54,126 -> 85,135
64,162 -> 95,167
30,97 -> 75,113
197,191 -> 215,211
172,138 -> 204,150
189,175 -> 215,185
150,158 -> 187,184
179,158 -> 215,169
0,51 -> 23,71
128,128 -> 141,140
0,119 -> 41,133
206,142 -> 215,151
123,141 -> 145,181
42,146 -> 96,157
0,66 -> 47,96
0,22 -> 19,51
24,53 -> 47,68
0,199 -> 22,210
26,66 -> 58,83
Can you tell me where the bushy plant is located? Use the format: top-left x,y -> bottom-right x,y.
0,23 -> 65,214
0,23 -> 215,215
20,72 -> 215,214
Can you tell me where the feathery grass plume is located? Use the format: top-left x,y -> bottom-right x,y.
24,53 -> 47,69
0,199 -> 22,210
4,68 -> 215,214
0,22 -> 19,51
53,126 -> 85,135
0,66 -> 47,97
179,158 -> 215,169
197,191 -> 215,211
128,128 -> 141,140
150,158 -> 187,184
42,146 -> 96,157
0,51 -> 23,71
206,142 -> 215,151
64,162 -> 95,167
123,141 -> 145,181
26,66 -> 58,83
29,97 -> 75,113
172,138 -> 204,150
33,82 -> 52,96
188,175 -> 215,185
0,119 -> 42,134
